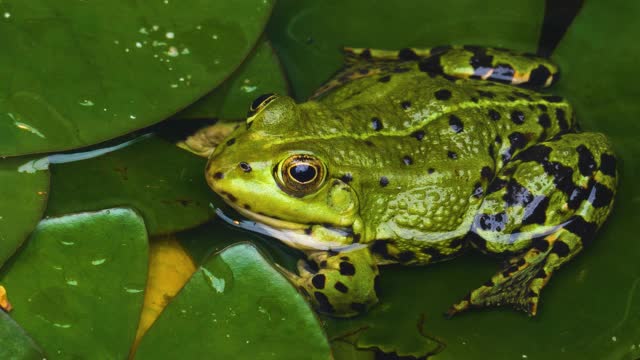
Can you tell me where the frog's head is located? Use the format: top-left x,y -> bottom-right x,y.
206,94 -> 364,251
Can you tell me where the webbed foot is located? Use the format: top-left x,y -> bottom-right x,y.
446,245 -> 551,317
177,122 -> 238,158
447,222 -> 594,317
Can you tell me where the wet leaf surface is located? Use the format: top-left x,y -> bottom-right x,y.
267,0 -> 544,99
134,243 -> 330,359
0,208 -> 148,359
0,156 -> 49,267
0,0 -> 274,156
176,39 -> 290,120
45,135 -> 220,236
0,311 -> 44,360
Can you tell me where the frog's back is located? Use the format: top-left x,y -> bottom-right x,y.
318,66 -> 573,156
301,65 -> 575,262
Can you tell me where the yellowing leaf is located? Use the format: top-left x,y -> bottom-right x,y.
0,286 -> 11,312
130,236 -> 197,357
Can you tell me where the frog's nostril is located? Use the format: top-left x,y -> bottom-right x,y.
239,162 -> 252,173
206,157 -> 223,180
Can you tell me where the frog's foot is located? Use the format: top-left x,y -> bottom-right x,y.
177,121 -> 238,158
277,247 -> 379,317
0,285 -> 12,312
446,239 -> 558,317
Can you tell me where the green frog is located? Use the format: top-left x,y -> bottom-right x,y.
205,46 -> 617,317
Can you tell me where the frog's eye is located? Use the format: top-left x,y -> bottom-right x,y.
275,154 -> 327,197
246,93 -> 278,127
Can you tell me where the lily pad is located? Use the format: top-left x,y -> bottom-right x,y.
131,236 -> 197,355
0,311 -> 44,360
0,156 -> 49,267
45,134 -> 220,236
553,0 -> 639,136
0,0 -> 274,157
134,243 -> 330,359
266,0 -> 544,99
0,208 -> 148,359
176,39 -> 290,120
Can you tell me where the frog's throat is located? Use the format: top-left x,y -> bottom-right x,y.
214,207 -> 365,252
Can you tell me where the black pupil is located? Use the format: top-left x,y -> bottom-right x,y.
290,164 -> 316,183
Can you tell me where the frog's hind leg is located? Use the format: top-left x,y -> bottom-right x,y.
448,132 -> 617,316
417,46 -> 559,89
312,45 -> 559,99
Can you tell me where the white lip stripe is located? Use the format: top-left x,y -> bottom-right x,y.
214,208 -> 366,252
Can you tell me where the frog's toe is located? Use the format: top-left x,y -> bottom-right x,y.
446,244 -> 559,318
446,278 -> 541,318
177,122 -> 238,158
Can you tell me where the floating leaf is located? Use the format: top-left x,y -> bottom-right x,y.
0,0 -> 275,156
134,243 -> 330,359
176,39 -> 290,120
267,0 -> 544,99
0,311 -> 44,360
0,208 -> 148,359
131,236 -> 197,356
46,135 -> 219,236
0,156 -> 49,267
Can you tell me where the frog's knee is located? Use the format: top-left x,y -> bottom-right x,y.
297,249 -> 380,317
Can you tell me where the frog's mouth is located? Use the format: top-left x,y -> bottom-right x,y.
214,203 -> 365,252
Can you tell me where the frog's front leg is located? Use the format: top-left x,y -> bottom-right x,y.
278,247 -> 379,317
448,132 -> 617,316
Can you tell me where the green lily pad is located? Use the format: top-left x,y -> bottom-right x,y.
329,338 -> 375,360
176,39 -> 290,120
553,0 -> 639,137
0,0 -> 274,157
0,311 -> 44,360
45,134 -> 220,236
266,0 -> 544,99
134,243 -> 330,359
0,208 -> 148,359
0,156 -> 49,267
